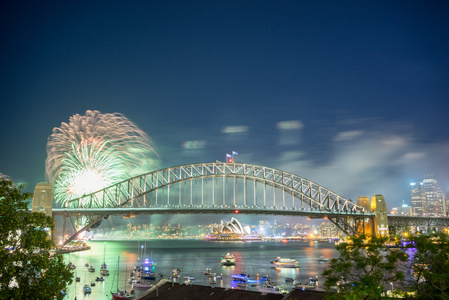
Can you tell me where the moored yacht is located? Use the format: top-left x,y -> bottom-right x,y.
231,272 -> 250,281
111,256 -> 134,300
318,256 -> 329,262
132,280 -> 153,288
83,284 -> 91,294
140,272 -> 157,280
270,257 -> 299,268
111,290 -> 133,300
139,258 -> 157,280
220,253 -> 236,266
100,243 -> 110,276
170,268 -> 181,279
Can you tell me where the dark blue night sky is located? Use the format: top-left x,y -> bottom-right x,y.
1,1 -> 448,223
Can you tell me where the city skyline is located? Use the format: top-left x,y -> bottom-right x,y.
1,1 -> 448,221
81,215 -> 334,241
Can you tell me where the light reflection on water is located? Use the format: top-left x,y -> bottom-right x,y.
63,240 -> 338,300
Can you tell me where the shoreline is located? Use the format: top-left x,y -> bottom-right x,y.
53,245 -> 91,254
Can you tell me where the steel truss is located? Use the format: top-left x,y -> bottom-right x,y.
60,162 -> 368,244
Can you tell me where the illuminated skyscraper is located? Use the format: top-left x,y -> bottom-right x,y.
410,182 -> 424,215
410,175 -> 446,216
391,201 -> 413,217
422,175 -> 445,216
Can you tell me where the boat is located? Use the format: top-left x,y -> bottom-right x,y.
184,276 -> 195,285
75,276 -> 80,282
111,256 -> 134,300
100,265 -> 109,276
231,273 -> 250,281
202,268 -> 212,275
170,268 -> 181,279
260,284 -> 277,293
95,276 -> 105,282
247,277 -> 268,284
277,286 -> 290,295
85,263 -> 89,267
138,258 -> 157,280
140,273 -> 157,280
220,253 -> 236,266
140,259 -> 157,273
270,257 -> 299,268
285,277 -> 295,283
90,281 -> 96,287
318,256 -> 329,262
111,290 -> 134,300
83,284 -> 91,294
139,259 -> 157,281
100,243 -> 110,276
132,280 -> 153,288
68,262 -> 76,269
88,266 -> 95,272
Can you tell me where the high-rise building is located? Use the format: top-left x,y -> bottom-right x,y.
410,182 -> 424,215
410,175 -> 446,216
391,201 -> 413,216
318,222 -> 342,238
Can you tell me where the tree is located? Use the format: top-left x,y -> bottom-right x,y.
407,233 -> 449,299
322,234 -> 406,299
0,178 -> 73,299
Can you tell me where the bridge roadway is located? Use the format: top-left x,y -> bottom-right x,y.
53,208 -> 449,228
52,207 -> 371,218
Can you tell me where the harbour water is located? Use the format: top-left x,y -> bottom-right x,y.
63,239 -> 338,299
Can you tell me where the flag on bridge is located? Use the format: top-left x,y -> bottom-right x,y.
232,151 -> 238,155
226,153 -> 232,158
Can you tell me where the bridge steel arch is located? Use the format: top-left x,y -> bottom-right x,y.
60,162 -> 368,245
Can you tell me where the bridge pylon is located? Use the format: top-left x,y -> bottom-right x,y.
356,196 -> 374,236
371,194 -> 389,237
32,183 -> 57,245
356,195 -> 389,238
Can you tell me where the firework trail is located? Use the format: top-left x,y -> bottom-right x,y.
46,110 -> 159,208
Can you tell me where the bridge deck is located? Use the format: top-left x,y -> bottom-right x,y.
52,207 -> 372,218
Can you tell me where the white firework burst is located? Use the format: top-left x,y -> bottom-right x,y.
46,110 -> 159,208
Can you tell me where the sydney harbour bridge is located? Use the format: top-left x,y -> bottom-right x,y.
32,162 -> 449,246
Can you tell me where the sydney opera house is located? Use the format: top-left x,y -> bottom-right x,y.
209,217 -> 260,241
